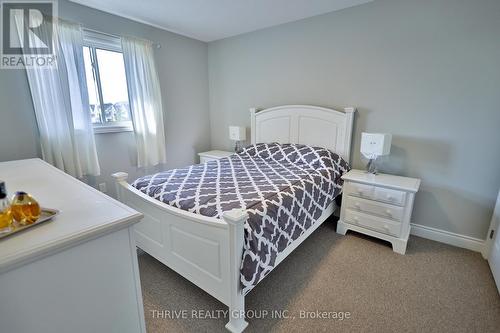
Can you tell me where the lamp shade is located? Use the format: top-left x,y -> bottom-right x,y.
360,132 -> 392,159
229,126 -> 246,141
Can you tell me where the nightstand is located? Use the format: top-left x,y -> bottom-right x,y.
198,150 -> 234,163
337,169 -> 420,254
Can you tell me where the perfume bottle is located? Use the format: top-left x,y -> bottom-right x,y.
11,191 -> 41,226
0,181 -> 13,230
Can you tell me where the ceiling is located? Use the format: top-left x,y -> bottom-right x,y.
69,0 -> 373,42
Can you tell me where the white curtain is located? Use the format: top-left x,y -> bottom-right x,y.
16,18 -> 100,177
121,36 -> 167,168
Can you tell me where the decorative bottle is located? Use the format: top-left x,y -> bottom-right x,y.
11,191 -> 41,226
0,181 -> 13,230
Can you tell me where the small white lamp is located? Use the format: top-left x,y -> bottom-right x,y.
360,132 -> 392,174
229,126 -> 246,152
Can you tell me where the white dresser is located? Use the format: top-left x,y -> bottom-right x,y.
337,169 -> 420,254
198,150 -> 234,163
0,159 -> 145,333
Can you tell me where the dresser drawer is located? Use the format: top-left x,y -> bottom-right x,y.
373,187 -> 406,206
344,182 -> 374,200
344,209 -> 402,237
344,196 -> 405,222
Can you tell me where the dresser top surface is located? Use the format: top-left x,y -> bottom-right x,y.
342,169 -> 421,192
0,159 -> 142,272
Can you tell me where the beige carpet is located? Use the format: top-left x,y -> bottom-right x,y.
138,217 -> 500,333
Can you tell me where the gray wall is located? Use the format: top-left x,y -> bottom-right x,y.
0,0 -> 210,197
208,0 -> 500,239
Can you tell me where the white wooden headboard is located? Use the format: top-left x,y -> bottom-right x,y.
250,105 -> 356,162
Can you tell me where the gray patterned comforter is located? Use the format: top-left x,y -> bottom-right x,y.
132,143 -> 349,294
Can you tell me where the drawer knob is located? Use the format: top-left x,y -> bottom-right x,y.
385,209 -> 392,217
383,224 -> 389,230
354,202 -> 360,208
386,195 -> 393,200
353,216 -> 359,224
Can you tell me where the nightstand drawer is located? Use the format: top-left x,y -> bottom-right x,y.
373,187 -> 406,206
344,182 -> 374,200
344,209 -> 402,237
344,196 -> 405,222
200,156 -> 213,163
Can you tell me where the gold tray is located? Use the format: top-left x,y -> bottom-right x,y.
0,208 -> 60,240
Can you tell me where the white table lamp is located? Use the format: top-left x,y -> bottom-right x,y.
360,132 -> 392,174
229,126 -> 246,152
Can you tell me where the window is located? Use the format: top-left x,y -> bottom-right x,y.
82,30 -> 132,133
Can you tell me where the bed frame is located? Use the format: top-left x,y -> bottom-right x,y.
112,105 -> 355,332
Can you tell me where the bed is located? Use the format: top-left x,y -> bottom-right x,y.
112,105 -> 355,332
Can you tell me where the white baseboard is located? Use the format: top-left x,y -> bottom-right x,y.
410,223 -> 485,253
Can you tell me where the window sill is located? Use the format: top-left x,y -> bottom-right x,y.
93,123 -> 134,134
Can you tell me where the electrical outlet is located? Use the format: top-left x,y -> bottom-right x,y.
98,182 -> 107,193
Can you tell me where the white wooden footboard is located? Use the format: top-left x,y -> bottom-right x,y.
112,172 -> 248,332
